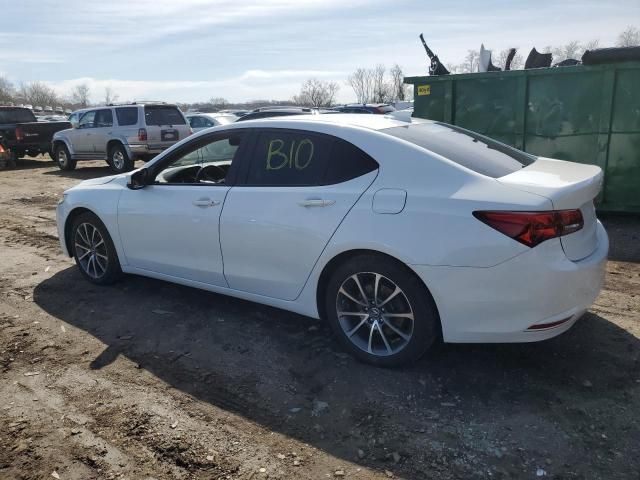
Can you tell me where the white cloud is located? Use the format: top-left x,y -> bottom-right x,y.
44,69 -> 347,104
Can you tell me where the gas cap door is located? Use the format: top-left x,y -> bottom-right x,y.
372,188 -> 407,214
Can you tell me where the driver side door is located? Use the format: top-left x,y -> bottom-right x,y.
117,131 -> 247,286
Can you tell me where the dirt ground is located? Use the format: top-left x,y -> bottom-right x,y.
1,156 -> 639,480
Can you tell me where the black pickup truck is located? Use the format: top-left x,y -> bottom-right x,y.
0,106 -> 71,163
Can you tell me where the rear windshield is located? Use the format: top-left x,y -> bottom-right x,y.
144,106 -> 186,126
0,108 -> 36,124
383,122 -> 535,178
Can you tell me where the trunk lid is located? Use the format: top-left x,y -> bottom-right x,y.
143,105 -> 190,149
498,157 -> 603,261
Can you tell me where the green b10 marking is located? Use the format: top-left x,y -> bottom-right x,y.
266,138 -> 314,170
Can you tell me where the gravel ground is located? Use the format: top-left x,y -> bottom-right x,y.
1,156 -> 639,480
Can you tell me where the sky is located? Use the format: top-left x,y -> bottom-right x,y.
1,0 -> 638,104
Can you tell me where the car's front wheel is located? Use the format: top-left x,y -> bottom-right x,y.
325,254 -> 439,367
54,144 -> 76,171
71,212 -> 122,285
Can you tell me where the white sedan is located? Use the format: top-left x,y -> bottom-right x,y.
56,114 -> 608,366
186,112 -> 237,132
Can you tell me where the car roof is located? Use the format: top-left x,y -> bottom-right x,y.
187,112 -> 235,117
229,113 -> 426,131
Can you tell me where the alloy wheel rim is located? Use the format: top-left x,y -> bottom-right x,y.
74,223 -> 108,279
336,272 -> 414,357
58,150 -> 67,166
112,150 -> 124,170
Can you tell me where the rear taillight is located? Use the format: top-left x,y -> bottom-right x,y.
15,127 -> 24,142
138,128 -> 147,141
473,209 -> 583,248
0,144 -> 5,153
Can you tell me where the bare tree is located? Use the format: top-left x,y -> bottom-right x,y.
617,26 -> 640,47
389,64 -> 407,101
293,78 -> 339,107
104,86 -> 119,105
209,97 -> 229,109
371,65 -> 392,103
347,68 -> 374,104
584,39 -> 600,51
463,50 -> 480,73
71,83 -> 90,107
18,81 -> 59,107
0,76 -> 15,104
552,40 -> 582,62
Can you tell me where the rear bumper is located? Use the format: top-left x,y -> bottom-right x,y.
411,221 -> 608,343
126,144 -> 167,158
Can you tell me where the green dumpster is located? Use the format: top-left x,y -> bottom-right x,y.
404,61 -> 640,212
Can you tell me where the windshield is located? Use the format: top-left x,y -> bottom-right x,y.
144,106 -> 186,126
215,115 -> 237,125
383,122 -> 535,178
0,108 -> 37,124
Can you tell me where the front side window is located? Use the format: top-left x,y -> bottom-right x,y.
94,109 -> 113,128
154,133 -> 245,185
383,122 -> 535,178
116,107 -> 138,126
78,111 -> 96,129
245,130 -> 330,186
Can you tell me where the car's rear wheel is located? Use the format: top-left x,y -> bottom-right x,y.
108,144 -> 133,173
325,254 -> 439,367
71,212 -> 122,285
55,144 -> 76,171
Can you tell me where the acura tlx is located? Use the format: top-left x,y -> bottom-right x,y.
56,114 -> 608,366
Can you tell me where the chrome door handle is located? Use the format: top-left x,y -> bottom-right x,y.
192,198 -> 220,207
297,198 -> 335,208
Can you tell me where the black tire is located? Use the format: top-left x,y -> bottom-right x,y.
325,254 -> 439,367
54,144 -> 76,171
108,143 -> 134,173
71,212 -> 122,285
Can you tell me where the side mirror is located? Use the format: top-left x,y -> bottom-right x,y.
127,169 -> 150,190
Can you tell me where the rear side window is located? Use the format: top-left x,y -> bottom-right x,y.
116,107 -> 138,126
325,139 -> 378,184
245,131 -> 378,186
144,106 -> 186,126
383,122 -> 535,178
246,131 -> 330,186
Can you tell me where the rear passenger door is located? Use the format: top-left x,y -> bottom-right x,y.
220,129 -> 378,301
92,109 -> 114,156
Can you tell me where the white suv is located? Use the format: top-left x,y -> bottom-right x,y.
52,102 -> 192,173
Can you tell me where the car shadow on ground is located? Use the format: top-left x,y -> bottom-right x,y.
33,266 -> 640,478
42,165 -> 115,180
9,157 -> 57,170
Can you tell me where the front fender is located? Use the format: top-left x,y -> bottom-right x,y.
52,134 -> 76,156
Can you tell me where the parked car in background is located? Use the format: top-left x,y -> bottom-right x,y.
236,106 -> 336,122
0,106 -> 71,162
332,104 -> 396,114
186,112 -> 237,132
52,102 -> 191,173
218,109 -> 250,117
56,114 -> 607,366
39,115 -> 69,122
